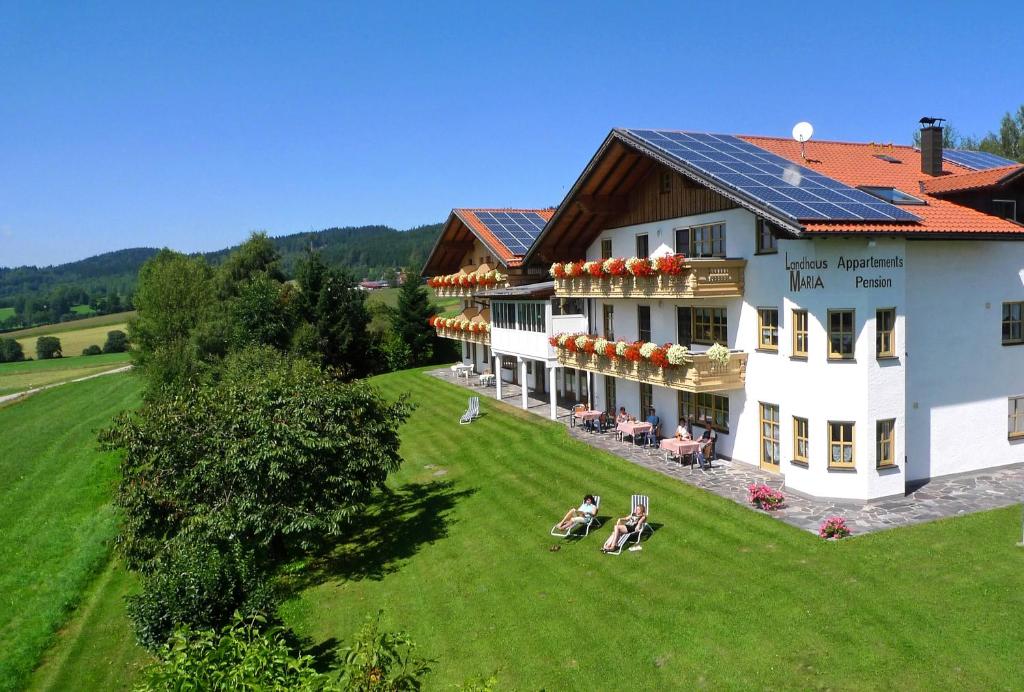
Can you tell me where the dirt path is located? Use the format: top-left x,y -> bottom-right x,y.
0,365 -> 133,406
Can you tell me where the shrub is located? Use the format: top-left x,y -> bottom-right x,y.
339,612 -> 433,692
138,614 -> 332,691
82,344 -> 103,356
747,483 -> 785,510
103,329 -> 129,353
0,337 -> 24,363
819,516 -> 852,539
36,335 -> 62,360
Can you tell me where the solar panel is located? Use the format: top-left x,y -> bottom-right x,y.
624,129 -> 920,223
473,211 -> 547,254
943,149 -> 1018,171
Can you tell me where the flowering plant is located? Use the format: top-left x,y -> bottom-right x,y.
666,344 -> 689,365
614,340 -> 629,357
593,337 -> 608,354
548,335 -> 559,347
603,257 -> 627,276
649,346 -> 670,368
638,342 -> 658,359
556,333 -> 573,347
747,483 -> 785,511
467,273 -> 479,286
706,343 -> 731,366
550,262 -> 566,279
566,261 -> 585,278
654,253 -> 687,275
819,516 -> 852,539
625,257 -> 655,277
623,343 -> 642,362
604,342 -> 618,358
584,260 -> 603,277
574,334 -> 591,352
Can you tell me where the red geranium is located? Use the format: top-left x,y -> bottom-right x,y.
628,257 -> 655,277
468,273 -> 479,285
552,263 -> 566,279
565,338 -> 578,353
586,262 -> 603,277
566,261 -> 585,277
649,347 -> 670,368
605,258 -> 627,276
603,343 -> 617,359
623,344 -> 642,362
548,336 -> 559,347
583,339 -> 596,354
656,253 -> 687,276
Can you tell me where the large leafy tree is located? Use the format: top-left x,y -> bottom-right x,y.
392,270 -> 439,366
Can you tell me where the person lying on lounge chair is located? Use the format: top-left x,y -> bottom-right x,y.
555,495 -> 599,531
601,502 -> 647,552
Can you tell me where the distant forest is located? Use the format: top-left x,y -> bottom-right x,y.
0,222 -> 442,331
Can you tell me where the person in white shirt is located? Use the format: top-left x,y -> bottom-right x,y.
675,417 -> 692,440
554,495 -> 599,531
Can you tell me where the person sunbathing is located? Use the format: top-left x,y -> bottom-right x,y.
555,495 -> 599,531
601,503 -> 647,552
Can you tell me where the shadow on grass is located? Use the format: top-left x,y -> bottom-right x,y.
282,480 -> 476,595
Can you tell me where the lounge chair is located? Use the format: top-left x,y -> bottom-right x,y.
459,396 -> 480,425
606,494 -> 652,555
549,495 -> 601,537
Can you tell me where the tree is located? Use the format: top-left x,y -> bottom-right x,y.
295,252 -> 372,377
0,338 -> 24,363
36,336 -> 62,359
103,329 -> 129,353
978,106 -> 1024,162
82,344 -> 102,356
216,232 -> 285,299
392,271 -> 439,367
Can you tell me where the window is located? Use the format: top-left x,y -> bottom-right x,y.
679,222 -> 726,257
659,171 -> 672,195
828,309 -> 856,359
1003,302 -> 1023,345
604,376 -> 616,416
760,403 -> 780,470
493,302 -> 515,329
1010,396 -> 1024,439
857,186 -> 926,205
638,305 -> 651,343
793,417 -> 809,465
483,346 -> 489,364
679,392 -> 730,432
600,238 -> 613,259
515,302 -> 546,333
635,234 -> 649,258
693,307 -> 728,344
828,422 -> 855,469
758,307 -> 779,351
876,308 -> 896,358
876,419 -> 895,468
639,383 -> 653,419
756,218 -> 778,254
470,342 -> 477,363
993,199 -> 1017,221
792,309 -> 808,357
602,304 -> 615,340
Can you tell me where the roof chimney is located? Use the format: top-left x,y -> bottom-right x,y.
919,117 -> 945,176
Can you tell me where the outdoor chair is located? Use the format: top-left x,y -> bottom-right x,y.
459,396 -> 480,425
549,495 -> 601,538
606,494 -> 653,555
571,403 -> 587,428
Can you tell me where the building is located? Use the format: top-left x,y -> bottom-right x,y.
423,123 -> 1024,501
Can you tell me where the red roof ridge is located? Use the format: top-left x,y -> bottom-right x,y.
740,133 -> 918,151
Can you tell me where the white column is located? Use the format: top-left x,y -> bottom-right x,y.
494,352 -> 502,400
549,364 -> 559,420
519,357 -> 528,409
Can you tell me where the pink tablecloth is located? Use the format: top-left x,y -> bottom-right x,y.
660,438 -> 702,456
574,410 -> 604,421
617,421 -> 652,438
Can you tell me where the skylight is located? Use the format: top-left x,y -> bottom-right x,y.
873,154 -> 902,164
858,186 -> 926,205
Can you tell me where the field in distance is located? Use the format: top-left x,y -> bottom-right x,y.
0,352 -> 131,398
3,311 -> 135,340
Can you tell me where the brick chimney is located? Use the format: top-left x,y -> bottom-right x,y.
919,118 -> 944,176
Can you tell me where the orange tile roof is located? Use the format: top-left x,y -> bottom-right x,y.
921,165 -> 1024,195
453,208 -> 554,266
739,136 -> 1024,235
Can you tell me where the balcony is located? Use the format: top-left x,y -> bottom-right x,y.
556,349 -> 747,393
553,259 -> 745,299
436,325 -> 491,346
428,264 -> 508,299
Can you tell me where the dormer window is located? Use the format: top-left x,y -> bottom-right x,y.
858,186 -> 926,205
872,154 -> 902,164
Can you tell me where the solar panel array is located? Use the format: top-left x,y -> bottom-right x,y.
473,211 -> 548,254
942,149 -> 1018,171
624,129 -> 921,223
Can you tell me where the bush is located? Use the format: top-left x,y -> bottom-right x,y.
339,612 -> 433,691
747,483 -> 785,511
36,335 -> 62,359
82,344 -> 103,356
819,516 -> 852,539
0,337 -> 24,363
138,614 -> 333,691
127,530 -> 276,651
103,329 -> 129,353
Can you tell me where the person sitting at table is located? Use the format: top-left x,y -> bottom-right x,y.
555,494 -> 599,531
601,502 -> 647,552
616,406 -> 629,424
644,407 -> 661,446
675,417 -> 692,440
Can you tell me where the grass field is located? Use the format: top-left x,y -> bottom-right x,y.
70,304 -> 96,316
0,307 -> 13,321
0,372 -> 142,691
0,352 -> 132,397
3,311 -> 135,339
30,368 -> 1024,690
15,323 -> 128,360
366,287 -> 461,332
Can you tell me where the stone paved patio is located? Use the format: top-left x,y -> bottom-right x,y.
429,367 -> 1024,535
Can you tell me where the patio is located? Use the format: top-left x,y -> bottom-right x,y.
429,366 -> 1024,535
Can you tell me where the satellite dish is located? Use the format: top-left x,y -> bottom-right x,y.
792,121 -> 814,142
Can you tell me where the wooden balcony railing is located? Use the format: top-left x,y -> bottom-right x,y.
556,349 -> 747,393
553,259 -> 745,299
436,326 -> 491,346
433,284 -> 491,298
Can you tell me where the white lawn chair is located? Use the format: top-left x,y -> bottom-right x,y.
459,396 -> 480,425
606,495 -> 652,555
550,495 -> 601,537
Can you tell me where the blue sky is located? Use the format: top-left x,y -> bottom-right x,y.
2,1 -> 1022,267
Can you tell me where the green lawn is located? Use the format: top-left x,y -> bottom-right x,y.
0,307 -> 14,321
70,304 -> 97,316
0,352 -> 131,397
0,372 -> 142,691
3,311 -> 135,339
367,287 -> 461,332
28,368 -> 1024,689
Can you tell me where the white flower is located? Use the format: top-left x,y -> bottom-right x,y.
706,342 -> 731,365
614,340 -> 628,356
575,334 -> 590,350
549,262 -> 562,277
557,333 -> 571,347
639,342 -> 658,359
594,337 -> 608,354
602,258 -> 617,273
666,344 -> 689,365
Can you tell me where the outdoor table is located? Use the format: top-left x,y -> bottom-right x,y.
453,364 -> 473,379
661,437 -> 702,465
479,373 -> 495,386
574,409 -> 604,432
616,421 -> 652,445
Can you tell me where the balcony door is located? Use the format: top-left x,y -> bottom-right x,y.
676,307 -> 692,348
